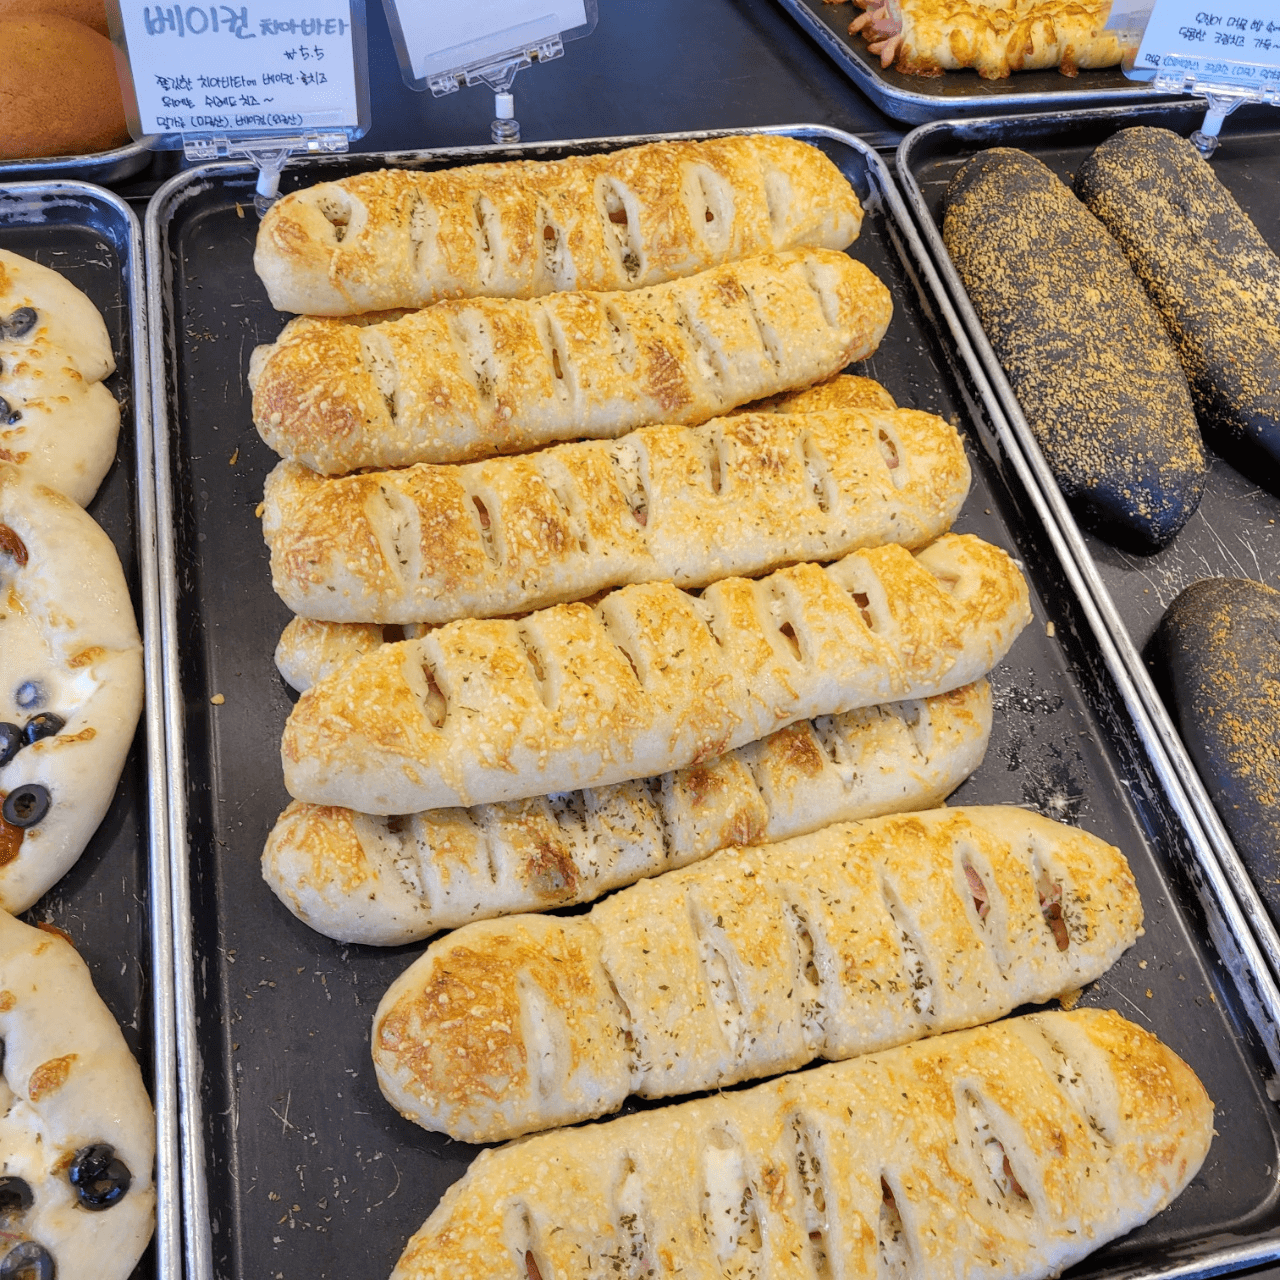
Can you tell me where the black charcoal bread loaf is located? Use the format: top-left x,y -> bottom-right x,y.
942,147 -> 1206,552
1076,127 -> 1280,493
1146,577 -> 1280,923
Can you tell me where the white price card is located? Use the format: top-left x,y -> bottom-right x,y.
1133,0 -> 1280,89
112,1 -> 363,139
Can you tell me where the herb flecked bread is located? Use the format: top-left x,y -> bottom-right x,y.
388,1008 -> 1210,1280
263,681 -> 992,945
253,134 -> 863,315
373,805 -> 1142,1140
280,532 -> 1031,813
262,405 -> 969,624
248,248 -> 893,474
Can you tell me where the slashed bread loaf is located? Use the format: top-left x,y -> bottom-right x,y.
372,806 -> 1142,1140
281,532 -> 1031,813
253,135 -> 863,315
389,1008 -> 1211,1280
248,248 -> 893,474
262,406 -> 970,624
263,681 -> 992,945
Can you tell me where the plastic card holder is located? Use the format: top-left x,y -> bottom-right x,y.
1105,0 -> 1280,152
107,0 -> 370,204
382,0 -> 598,141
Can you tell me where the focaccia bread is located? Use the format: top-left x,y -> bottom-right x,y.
248,248 -> 894,474
0,248 -> 120,507
0,909 -> 155,1280
281,532 -> 1031,813
390,1008 -> 1211,1280
375,806 -> 1143,1141
844,0 -> 1120,78
1075,127 -> 1280,493
263,406 -> 970,624
1,466 -> 143,911
254,134 -> 863,315
263,681 -> 992,946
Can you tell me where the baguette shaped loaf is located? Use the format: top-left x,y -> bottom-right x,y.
849,0 -> 1120,79
253,135 -> 863,315
373,806 -> 1142,1140
752,369 -> 895,412
263,681 -> 991,945
262,406 -> 969,624
281,532 -> 1031,812
389,1008 -> 1211,1280
248,248 -> 893,474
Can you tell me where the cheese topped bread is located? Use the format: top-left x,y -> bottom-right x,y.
280,532 -> 1031,813
373,805 -> 1142,1140
248,248 -> 893,474
389,1008 -> 1211,1280
253,134 -> 863,315
263,681 -> 992,946
262,406 -> 970,624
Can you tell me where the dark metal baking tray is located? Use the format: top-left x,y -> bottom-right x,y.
897,98 -> 1280,1016
0,138 -> 156,189
773,0 -> 1179,124
147,126 -> 1280,1280
0,181 -> 180,1279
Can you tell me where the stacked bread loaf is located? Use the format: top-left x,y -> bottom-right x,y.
249,134 -> 1208,1280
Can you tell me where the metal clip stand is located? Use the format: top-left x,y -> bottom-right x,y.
1189,90 -> 1247,158
182,131 -> 350,214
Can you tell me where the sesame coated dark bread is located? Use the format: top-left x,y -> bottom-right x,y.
1147,577 -> 1280,925
1076,127 -> 1280,495
942,147 -> 1206,552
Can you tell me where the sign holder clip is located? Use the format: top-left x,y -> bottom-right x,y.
183,131 -> 351,212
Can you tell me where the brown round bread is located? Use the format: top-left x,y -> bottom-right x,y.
0,14 -> 129,161
0,0 -> 108,37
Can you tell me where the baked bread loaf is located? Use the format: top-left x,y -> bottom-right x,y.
263,406 -> 969,624
374,805 -> 1142,1140
275,617 -> 403,692
1,466 -> 144,911
1146,577 -> 1280,926
249,248 -> 894,474
281,532 -> 1031,812
942,148 -> 1206,552
263,681 -> 992,945
390,1007 -> 1210,1280
1076,127 -> 1280,494
253,135 -> 863,315
752,369 -> 895,412
845,0 -> 1120,78
0,909 -> 155,1280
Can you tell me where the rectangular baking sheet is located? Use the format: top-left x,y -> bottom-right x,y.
773,0 -> 1178,124
897,99 -> 1280,1018
0,139 -> 156,189
147,126 -> 1280,1280
0,181 -> 180,1280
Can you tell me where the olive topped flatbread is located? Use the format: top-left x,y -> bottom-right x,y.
0,466 -> 142,911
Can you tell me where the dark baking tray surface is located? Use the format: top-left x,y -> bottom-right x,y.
773,0 -> 1176,124
897,99 -> 1280,1005
148,127 -> 1280,1280
0,183 -> 178,1279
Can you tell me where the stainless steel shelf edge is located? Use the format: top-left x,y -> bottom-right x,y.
773,0 -> 1179,124
146,167 -> 213,1280
0,179 -> 183,1279
0,138 -> 157,188
897,112 -> 1280,1055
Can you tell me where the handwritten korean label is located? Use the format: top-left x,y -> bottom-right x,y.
1134,0 -> 1280,89
115,1 -> 360,136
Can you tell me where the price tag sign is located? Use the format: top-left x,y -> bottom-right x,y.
110,1 -> 366,142
1131,0 -> 1280,89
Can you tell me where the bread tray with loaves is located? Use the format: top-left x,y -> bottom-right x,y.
145,125 -> 1280,1280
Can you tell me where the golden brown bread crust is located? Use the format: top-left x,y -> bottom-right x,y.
248,248 -> 894,474
280,532 -> 1031,813
262,406 -> 970,624
253,135 -> 863,315
373,806 -> 1143,1140
848,0 -> 1120,79
389,1008 -> 1211,1280
262,682 -> 992,945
